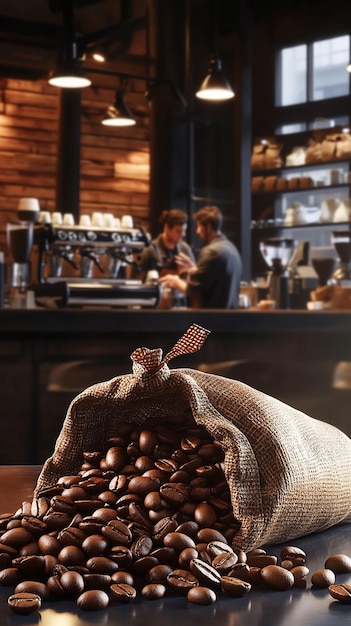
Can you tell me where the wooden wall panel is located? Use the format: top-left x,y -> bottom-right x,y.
0,74 -> 151,255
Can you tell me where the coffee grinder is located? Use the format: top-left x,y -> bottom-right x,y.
6,221 -> 34,304
331,230 -> 351,284
259,237 -> 298,309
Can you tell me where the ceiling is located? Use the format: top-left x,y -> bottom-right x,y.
0,0 -> 148,80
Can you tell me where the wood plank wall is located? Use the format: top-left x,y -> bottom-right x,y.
0,74 -> 151,258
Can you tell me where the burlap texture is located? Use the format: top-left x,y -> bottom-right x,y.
35,328 -> 351,551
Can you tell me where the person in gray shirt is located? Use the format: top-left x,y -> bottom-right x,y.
160,205 -> 242,308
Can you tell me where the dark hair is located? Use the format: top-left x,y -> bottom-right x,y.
159,209 -> 188,227
194,205 -> 223,231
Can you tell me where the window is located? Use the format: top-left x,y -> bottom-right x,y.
277,35 -> 350,107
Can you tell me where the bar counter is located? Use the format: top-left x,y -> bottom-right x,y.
1,308 -> 351,463
1,465 -> 351,626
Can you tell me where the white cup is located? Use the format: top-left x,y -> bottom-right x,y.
92,212 -> 104,227
79,214 -> 91,226
63,213 -> 75,226
103,213 -> 115,228
146,269 -> 159,284
121,214 -> 134,229
38,211 -> 52,224
52,212 -> 63,225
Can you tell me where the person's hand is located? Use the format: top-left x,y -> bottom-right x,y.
159,274 -> 187,293
175,252 -> 196,273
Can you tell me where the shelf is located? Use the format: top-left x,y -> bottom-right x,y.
252,158 -> 351,177
252,182 -> 351,196
251,220 -> 351,231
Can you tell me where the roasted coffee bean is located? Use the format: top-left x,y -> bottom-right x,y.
86,556 -> 119,574
47,574 -> 65,596
131,535 -> 153,558
197,528 -> 227,544
14,580 -> 49,601
38,534 -> 61,556
101,519 -> 132,545
142,583 -> 166,600
134,456 -> 155,473
154,459 -> 179,473
58,527 -> 86,547
50,495 -> 77,515
111,571 -> 134,585
187,586 -> 217,605
42,511 -> 71,530
108,545 -> 133,567
82,573 -> 111,589
150,546 -> 177,565
160,483 -> 190,505
60,570 -> 85,596
147,564 -> 173,583
194,503 -> 217,527
98,491 -> 117,506
1,527 -> 33,547
77,589 -> 109,611
261,565 -> 295,590
206,540 -> 233,559
152,517 -> 177,541
105,447 -> 127,472
0,542 -> 17,557
133,556 -> 159,576
178,547 -> 198,568
311,568 -> 335,588
14,555 -> 45,576
8,592 -> 41,614
212,552 -> 238,574
58,546 -> 85,567
21,516 -> 47,535
129,502 -> 152,529
221,576 -> 251,597
139,430 -> 158,455
328,583 -> 351,604
189,558 -> 221,588
0,553 -> 11,570
82,534 -> 108,557
128,476 -> 160,495
110,582 -> 137,602
0,567 -> 21,586
170,470 -> 190,484
109,475 -> 128,493
167,569 -> 199,593
280,546 -> 306,565
325,553 -> 351,574
247,554 -> 277,568
92,508 -> 117,523
164,532 -> 196,552
78,517 -> 104,535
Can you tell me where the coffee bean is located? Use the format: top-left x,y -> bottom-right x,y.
167,569 -> 199,593
261,565 -> 295,590
247,554 -> 277,568
8,592 -> 41,614
83,573 -> 111,589
187,586 -> 217,605
280,546 -> 306,565
212,552 -> 238,574
328,583 -> 351,604
101,519 -> 132,545
77,589 -> 109,611
221,575 -> 251,597
110,582 -> 137,602
325,553 -> 351,574
189,558 -> 221,588
160,483 -> 190,505
60,570 -> 85,596
142,583 -> 166,600
14,580 -> 49,600
311,568 -> 335,588
1,527 -> 33,548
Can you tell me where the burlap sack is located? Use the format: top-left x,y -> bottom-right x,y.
35,324 -> 351,551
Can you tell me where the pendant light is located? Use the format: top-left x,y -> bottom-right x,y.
195,0 -> 234,102
102,88 -> 136,127
48,0 -> 91,89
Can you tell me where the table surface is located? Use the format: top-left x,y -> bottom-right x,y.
1,466 -> 351,626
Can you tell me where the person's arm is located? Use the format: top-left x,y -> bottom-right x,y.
159,274 -> 187,293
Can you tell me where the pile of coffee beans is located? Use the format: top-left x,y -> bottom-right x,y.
1,411 -> 351,613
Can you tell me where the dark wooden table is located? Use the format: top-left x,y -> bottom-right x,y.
1,466 -> 351,625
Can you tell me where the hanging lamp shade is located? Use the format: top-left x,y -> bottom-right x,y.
48,42 -> 91,89
102,90 -> 136,127
196,57 -> 234,101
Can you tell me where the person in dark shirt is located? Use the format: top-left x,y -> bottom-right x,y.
139,209 -> 195,279
160,205 -> 242,308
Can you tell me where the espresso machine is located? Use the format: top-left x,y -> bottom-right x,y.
259,237 -> 298,309
33,221 -> 161,308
